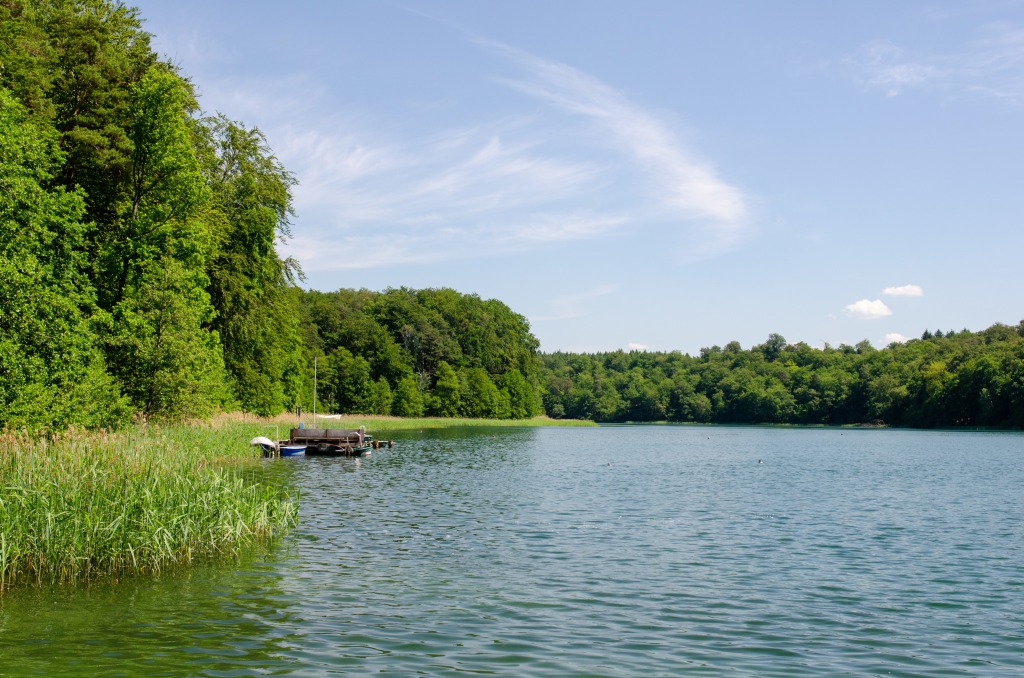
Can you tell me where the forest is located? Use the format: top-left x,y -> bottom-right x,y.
2,0 -> 1022,432
0,0 -> 542,430
539,326 -> 1024,428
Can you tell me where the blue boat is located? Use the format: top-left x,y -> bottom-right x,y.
292,427 -> 375,457
254,427 -> 391,458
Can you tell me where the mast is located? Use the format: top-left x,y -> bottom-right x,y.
313,355 -> 317,429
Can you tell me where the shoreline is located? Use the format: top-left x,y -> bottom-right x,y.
0,421 -> 297,594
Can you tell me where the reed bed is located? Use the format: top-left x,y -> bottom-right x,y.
357,415 -> 598,430
231,412 -> 598,431
0,422 -> 297,593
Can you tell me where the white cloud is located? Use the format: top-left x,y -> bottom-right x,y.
845,299 -> 893,319
846,41 -> 938,97
279,121 -> 600,224
628,342 -> 650,351
499,213 -> 629,244
207,36 -> 750,273
844,22 -> 1024,105
885,332 -> 910,344
531,285 -> 619,321
483,39 -> 750,253
883,284 -> 924,297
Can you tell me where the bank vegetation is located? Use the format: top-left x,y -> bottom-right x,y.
0,420 -> 296,593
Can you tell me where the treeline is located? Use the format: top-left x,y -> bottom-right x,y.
4,1 -> 1022,433
298,288 -> 543,419
539,325 -> 1024,428
0,1 -> 545,431
1,0 -> 307,428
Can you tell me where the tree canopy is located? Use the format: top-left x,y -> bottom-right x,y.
2,0 -> 1021,432
538,326 -> 1024,428
296,287 -> 543,420
1,0 -> 304,427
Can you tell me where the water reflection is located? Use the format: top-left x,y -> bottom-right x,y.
0,552 -> 302,675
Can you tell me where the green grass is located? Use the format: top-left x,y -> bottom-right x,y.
277,414 -> 598,431
0,420 -> 297,593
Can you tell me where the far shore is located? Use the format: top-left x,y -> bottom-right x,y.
216,412 -> 598,432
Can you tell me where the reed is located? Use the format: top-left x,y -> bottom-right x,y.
230,412 -> 598,431
0,421 -> 297,593
352,415 -> 598,430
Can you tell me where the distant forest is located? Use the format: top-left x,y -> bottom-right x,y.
3,1 -> 1022,431
539,327 -> 1024,428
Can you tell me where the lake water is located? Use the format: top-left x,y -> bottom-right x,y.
1,426 -> 1022,676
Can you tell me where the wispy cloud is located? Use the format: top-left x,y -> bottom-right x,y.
883,284 -> 924,297
845,299 -> 893,319
532,284 -> 619,322
845,41 -> 937,97
205,34 -> 750,274
484,39 -> 749,254
627,342 -> 650,351
280,121 -> 601,225
885,332 -> 910,344
844,22 -> 1024,104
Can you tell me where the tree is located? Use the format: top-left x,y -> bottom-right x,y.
460,367 -> 504,418
758,333 -> 787,362
430,361 -> 462,417
94,258 -> 226,419
368,377 -> 393,415
199,115 -> 304,415
498,369 -> 538,419
0,87 -> 128,429
98,66 -> 208,309
326,347 -> 372,414
392,375 -> 425,417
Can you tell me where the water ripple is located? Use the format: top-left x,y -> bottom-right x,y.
2,426 -> 1023,676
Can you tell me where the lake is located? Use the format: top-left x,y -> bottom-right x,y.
1,426 -> 1022,676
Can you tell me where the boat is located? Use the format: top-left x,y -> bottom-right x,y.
305,442 -> 373,457
256,424 -> 392,458
279,444 -> 307,456
287,427 -> 374,457
250,436 -> 278,454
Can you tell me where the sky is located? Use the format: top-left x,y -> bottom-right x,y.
132,0 -> 1024,355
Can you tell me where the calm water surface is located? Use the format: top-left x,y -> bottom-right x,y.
1,426 -> 1022,676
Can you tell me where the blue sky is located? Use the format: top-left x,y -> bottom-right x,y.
133,0 -> 1024,354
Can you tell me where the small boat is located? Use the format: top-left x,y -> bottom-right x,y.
279,444 -> 307,456
288,427 -> 374,457
305,442 -> 372,457
258,426 -> 391,458
250,436 -> 278,454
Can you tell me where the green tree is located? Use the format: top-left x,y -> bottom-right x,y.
94,258 -> 226,419
199,115 -> 304,415
498,369 -> 538,419
430,361 -> 462,417
368,377 -> 393,415
460,367 -> 503,418
392,375 -> 425,417
98,66 -> 208,308
326,347 -> 372,414
0,87 -> 128,429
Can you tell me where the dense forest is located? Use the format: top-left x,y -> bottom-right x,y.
297,287 -> 542,419
1,0 -> 305,428
539,326 -> 1024,428
0,0 -> 543,430
2,0 -> 1022,431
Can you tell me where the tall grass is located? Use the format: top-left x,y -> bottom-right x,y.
354,415 -> 598,431
233,412 -> 598,431
0,421 -> 297,593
